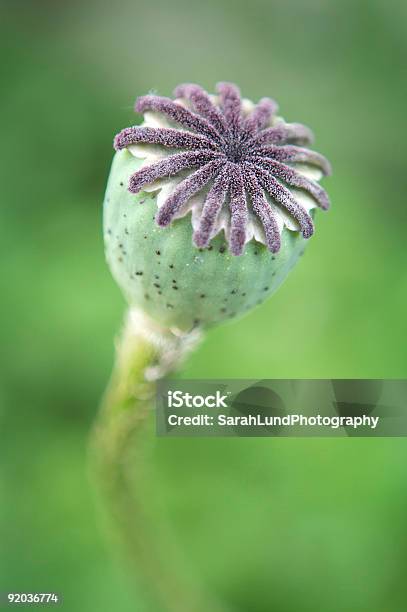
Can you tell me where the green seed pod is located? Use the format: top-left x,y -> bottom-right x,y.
104,83 -> 331,331
105,149 -> 309,330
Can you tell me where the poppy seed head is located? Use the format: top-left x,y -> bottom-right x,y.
114,82 -> 332,256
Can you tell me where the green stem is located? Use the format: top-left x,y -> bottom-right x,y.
90,309 -> 225,612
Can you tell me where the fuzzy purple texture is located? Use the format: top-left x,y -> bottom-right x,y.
228,165 -> 248,255
243,168 -> 281,253
250,123 -> 314,146
194,168 -> 230,248
114,82 -> 331,255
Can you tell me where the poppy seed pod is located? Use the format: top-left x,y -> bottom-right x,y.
104,82 -> 331,331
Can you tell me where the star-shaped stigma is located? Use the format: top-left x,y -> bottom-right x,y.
114,82 -> 331,256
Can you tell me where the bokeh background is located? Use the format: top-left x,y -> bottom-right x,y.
1,0 -> 407,610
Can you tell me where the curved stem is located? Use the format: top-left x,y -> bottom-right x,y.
90,309 -> 226,612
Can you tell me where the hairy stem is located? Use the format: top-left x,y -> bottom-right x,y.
90,309 -> 225,612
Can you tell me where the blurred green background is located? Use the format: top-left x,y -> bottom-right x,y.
1,0 -> 407,610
